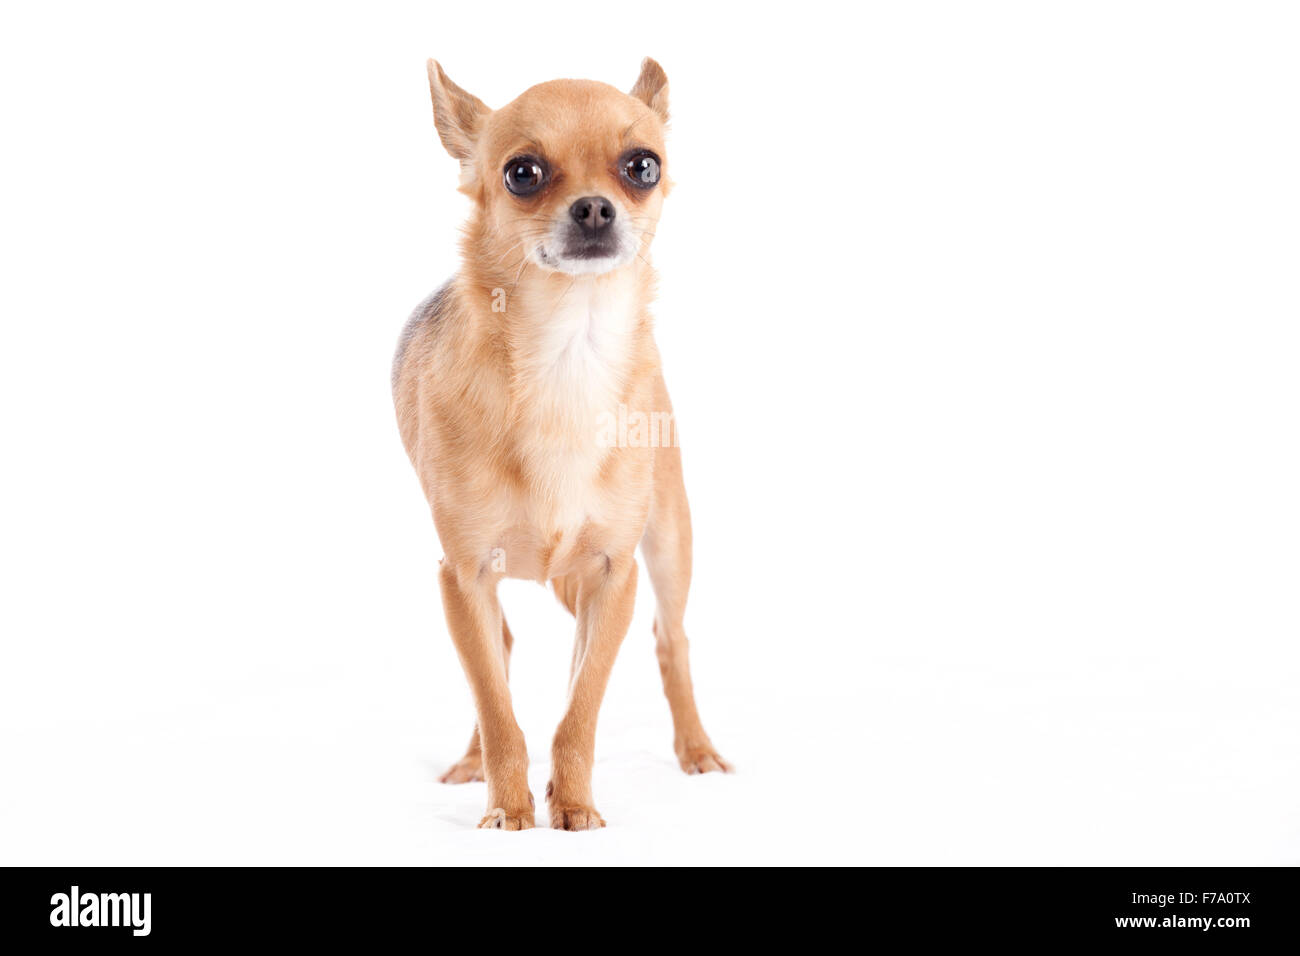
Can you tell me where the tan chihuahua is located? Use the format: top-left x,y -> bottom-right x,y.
392,58 -> 728,831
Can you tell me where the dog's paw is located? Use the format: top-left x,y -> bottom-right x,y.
678,745 -> 732,775
548,805 -> 605,831
478,807 -> 534,830
439,755 -> 484,784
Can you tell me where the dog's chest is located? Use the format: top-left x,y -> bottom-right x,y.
515,280 -> 639,529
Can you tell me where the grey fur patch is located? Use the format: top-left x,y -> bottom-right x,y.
392,280 -> 453,390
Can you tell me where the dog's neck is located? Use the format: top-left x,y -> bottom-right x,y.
513,264 -> 643,348
508,264 -> 648,414
463,249 -> 654,400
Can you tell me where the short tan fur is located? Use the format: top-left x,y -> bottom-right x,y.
393,59 -> 728,830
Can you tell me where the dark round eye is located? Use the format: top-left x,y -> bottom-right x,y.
504,156 -> 546,196
622,152 -> 661,188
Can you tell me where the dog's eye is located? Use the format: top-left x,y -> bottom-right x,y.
504,157 -> 546,196
622,152 -> 661,189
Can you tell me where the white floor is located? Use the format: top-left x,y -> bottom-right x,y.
4,556 -> 1296,865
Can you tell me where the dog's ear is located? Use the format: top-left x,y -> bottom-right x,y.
629,57 -> 669,124
426,60 -> 490,161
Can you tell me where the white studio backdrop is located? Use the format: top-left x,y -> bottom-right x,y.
1,2 -> 1297,864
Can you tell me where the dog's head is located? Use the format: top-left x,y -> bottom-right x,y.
426,59 -> 670,277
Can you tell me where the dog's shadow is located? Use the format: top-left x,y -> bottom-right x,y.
422,749 -> 705,828
422,758 -> 487,827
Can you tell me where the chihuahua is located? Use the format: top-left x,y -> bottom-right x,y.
392,58 -> 728,830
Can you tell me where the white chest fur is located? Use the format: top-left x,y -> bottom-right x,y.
515,272 -> 641,529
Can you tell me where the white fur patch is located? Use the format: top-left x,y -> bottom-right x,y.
520,271 -> 640,532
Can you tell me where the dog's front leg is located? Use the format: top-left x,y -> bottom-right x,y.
547,557 -> 638,830
438,560 -> 533,829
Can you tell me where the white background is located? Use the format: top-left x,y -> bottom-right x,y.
2,1 -> 1297,865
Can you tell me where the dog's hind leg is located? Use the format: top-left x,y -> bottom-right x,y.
550,574 -> 586,692
639,387 -> 731,775
439,616 -> 514,784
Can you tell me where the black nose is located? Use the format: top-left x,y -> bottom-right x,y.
569,196 -> 616,235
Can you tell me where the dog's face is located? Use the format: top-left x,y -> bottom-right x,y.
427,59 -> 670,277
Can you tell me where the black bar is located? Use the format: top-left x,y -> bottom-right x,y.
1,866 -> 1294,945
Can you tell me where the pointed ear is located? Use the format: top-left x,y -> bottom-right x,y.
629,57 -> 669,124
426,59 -> 490,161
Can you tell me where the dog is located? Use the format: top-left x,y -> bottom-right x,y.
392,58 -> 728,831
